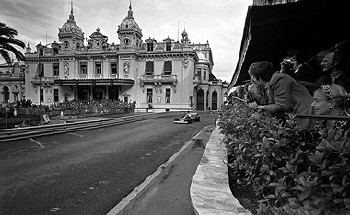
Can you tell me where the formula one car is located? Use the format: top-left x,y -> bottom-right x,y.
174,113 -> 193,124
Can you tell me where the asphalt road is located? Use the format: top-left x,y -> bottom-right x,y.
0,112 -> 218,215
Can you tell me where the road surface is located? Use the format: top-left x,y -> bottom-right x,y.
0,112 -> 217,215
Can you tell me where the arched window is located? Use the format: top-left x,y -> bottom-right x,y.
196,89 -> 204,110
212,91 -> 218,110
3,86 -> 9,103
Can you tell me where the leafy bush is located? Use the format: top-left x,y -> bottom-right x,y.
219,100 -> 350,215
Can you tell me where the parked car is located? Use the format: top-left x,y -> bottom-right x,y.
174,113 -> 193,124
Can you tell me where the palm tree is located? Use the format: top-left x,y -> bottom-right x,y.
0,22 -> 25,64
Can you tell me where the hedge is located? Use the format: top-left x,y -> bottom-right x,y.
219,100 -> 350,215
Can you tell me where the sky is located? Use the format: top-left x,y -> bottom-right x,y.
0,0 -> 251,82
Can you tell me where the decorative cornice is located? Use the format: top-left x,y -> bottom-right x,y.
139,52 -> 196,60
25,58 -> 60,63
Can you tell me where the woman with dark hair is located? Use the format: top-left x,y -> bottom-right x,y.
248,61 -> 313,129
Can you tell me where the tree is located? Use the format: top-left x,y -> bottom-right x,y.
0,22 -> 25,64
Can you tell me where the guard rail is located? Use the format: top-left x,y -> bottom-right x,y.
0,112 -> 180,142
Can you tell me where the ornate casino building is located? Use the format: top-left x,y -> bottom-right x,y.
24,3 -> 228,111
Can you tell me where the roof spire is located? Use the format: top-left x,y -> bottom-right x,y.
69,1 -> 75,21
127,0 -> 133,18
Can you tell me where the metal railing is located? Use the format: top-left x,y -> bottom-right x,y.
295,114 -> 350,121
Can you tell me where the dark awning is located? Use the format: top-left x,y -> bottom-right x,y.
229,0 -> 350,88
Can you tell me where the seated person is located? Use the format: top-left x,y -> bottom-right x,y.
311,84 -> 350,130
248,61 -> 313,129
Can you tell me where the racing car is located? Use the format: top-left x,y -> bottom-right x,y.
174,112 -> 200,124
174,113 -> 193,124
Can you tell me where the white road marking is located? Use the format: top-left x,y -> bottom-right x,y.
29,138 -> 45,148
67,132 -> 85,138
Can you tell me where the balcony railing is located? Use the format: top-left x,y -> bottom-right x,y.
0,73 -> 24,81
31,77 -> 55,85
140,74 -> 177,85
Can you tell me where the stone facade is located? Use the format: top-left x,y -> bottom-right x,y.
0,62 -> 25,105
24,3 -> 227,111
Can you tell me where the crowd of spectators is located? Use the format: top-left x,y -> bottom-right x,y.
0,99 -> 136,119
231,39 -> 350,132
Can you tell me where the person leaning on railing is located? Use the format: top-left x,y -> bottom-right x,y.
247,61 -> 313,130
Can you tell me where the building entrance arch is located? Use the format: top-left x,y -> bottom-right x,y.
196,89 -> 204,110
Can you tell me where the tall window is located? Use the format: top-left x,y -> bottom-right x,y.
38,63 -> 44,77
95,62 -> 102,75
53,63 -> 59,77
40,88 -> 44,103
54,89 -> 59,102
166,89 -> 171,103
166,42 -> 171,51
197,68 -> 202,80
203,68 -> 207,80
147,43 -> 153,51
111,62 -> 118,75
147,89 -> 153,103
145,61 -> 154,75
80,62 -> 87,75
163,61 -> 172,75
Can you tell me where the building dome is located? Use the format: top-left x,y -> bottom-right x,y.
58,3 -> 84,39
89,28 -> 107,40
118,4 -> 142,35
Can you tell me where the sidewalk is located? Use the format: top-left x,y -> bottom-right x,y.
107,122 -> 251,215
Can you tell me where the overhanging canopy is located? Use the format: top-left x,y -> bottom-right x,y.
230,0 -> 350,89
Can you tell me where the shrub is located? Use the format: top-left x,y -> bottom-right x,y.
219,100 -> 350,215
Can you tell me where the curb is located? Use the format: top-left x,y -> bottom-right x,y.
190,123 -> 252,215
106,125 -> 211,215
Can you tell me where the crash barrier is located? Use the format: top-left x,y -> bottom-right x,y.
0,112 -> 180,142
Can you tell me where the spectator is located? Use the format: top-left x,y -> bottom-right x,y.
248,61 -> 313,129
314,41 -> 350,92
244,82 -> 269,105
311,84 -> 350,130
279,49 -> 303,79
